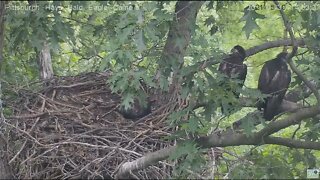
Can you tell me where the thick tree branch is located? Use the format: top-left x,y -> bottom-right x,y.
233,97 -> 302,128
115,146 -> 176,179
197,95 -> 302,128
257,106 -> 320,137
189,38 -> 305,77
196,91 -> 303,129
274,1 -> 320,104
264,136 -> 320,150
238,97 -> 301,111
198,106 -> 320,148
116,133 -> 320,179
285,80 -> 317,102
116,106 -> 320,178
234,82 -> 320,128
245,39 -> 305,57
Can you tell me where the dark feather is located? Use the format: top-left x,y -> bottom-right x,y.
119,98 -> 151,121
258,52 -> 291,120
218,45 -> 247,113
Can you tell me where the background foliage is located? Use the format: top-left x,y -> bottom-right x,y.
2,1 -> 320,178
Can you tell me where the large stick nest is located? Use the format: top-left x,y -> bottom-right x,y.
4,72 -> 176,179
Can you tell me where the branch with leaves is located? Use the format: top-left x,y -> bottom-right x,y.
155,1 -> 204,87
274,0 -> 320,104
115,105 -> 320,178
186,38 -> 306,79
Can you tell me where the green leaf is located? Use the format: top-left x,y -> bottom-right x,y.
207,1 -> 215,10
145,23 -> 159,41
121,93 -> 135,110
240,6 -> 266,39
205,16 -> 215,26
119,26 -> 134,44
210,25 -> 219,35
159,75 -> 169,91
240,118 -> 256,136
135,30 -> 146,53
140,74 -> 156,88
187,117 -> 199,134
136,10 -> 144,25
175,37 -> 186,51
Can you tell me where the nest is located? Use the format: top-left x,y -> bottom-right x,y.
3,72 -> 176,179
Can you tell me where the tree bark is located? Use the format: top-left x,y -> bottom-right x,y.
28,1 -> 54,81
156,1 -> 204,89
0,1 -> 14,178
0,1 -> 5,67
115,106 -> 320,178
38,41 -> 54,80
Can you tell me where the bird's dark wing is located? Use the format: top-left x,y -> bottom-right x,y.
258,62 -> 273,94
264,95 -> 282,120
218,61 -> 228,74
268,66 -> 291,98
278,67 -> 291,99
262,63 -> 291,120
219,57 -> 246,79
238,64 -> 247,84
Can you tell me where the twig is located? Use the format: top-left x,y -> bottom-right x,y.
10,98 -> 47,164
291,123 -> 301,139
3,121 -> 45,146
8,112 -> 48,119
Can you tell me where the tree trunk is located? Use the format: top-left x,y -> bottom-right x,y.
29,1 -> 54,81
0,1 -> 14,179
158,1 -> 203,81
155,1 -> 204,104
38,41 -> 54,80
0,1 -> 5,67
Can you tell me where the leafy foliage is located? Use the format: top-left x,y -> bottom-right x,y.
2,1 -> 320,179
240,6 -> 266,39
169,140 -> 207,178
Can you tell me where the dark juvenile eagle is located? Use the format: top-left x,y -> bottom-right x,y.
218,45 -> 247,113
218,45 -> 247,94
119,98 -> 152,120
258,52 -> 291,120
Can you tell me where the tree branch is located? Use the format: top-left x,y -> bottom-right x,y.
256,106 -> 320,137
238,97 -> 301,111
264,136 -> 320,150
274,0 -> 320,104
189,38 -> 305,77
245,39 -> 305,57
115,106 -> 320,178
285,80 -> 317,102
115,146 -> 177,179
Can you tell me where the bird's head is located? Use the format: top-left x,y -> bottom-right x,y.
231,45 -> 246,60
277,52 -> 289,62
